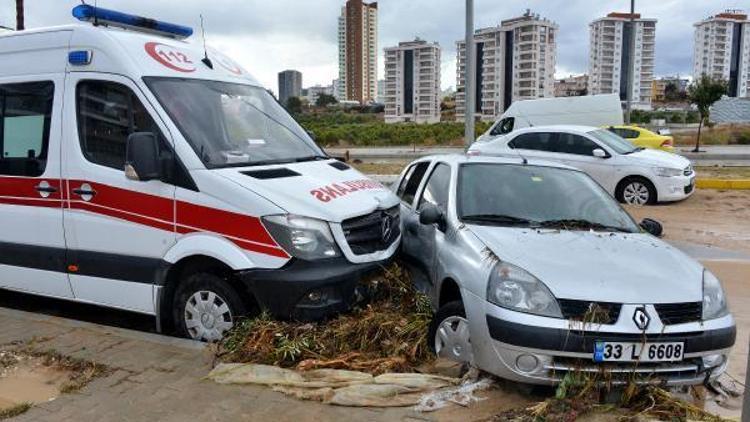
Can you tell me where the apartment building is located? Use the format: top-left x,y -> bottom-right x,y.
338,0 -> 378,104
693,10 -> 750,97
588,13 -> 657,109
651,77 -> 689,102
554,74 -> 589,97
383,39 -> 441,124
304,85 -> 334,105
456,10 -> 557,121
277,70 -> 302,105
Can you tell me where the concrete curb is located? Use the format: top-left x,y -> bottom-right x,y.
696,179 -> 750,190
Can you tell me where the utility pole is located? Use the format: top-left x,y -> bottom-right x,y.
16,0 -> 25,31
464,0 -> 476,147
624,0 -> 635,124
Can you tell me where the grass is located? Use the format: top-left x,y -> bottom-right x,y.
673,125 -> 750,146
349,161 -> 409,175
217,263 -> 434,374
0,403 -> 31,420
696,166 -> 750,180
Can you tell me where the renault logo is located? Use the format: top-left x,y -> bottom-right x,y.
381,214 -> 393,242
632,307 -> 650,330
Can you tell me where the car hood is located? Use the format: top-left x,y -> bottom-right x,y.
625,148 -> 690,169
468,225 -> 704,304
214,160 -> 399,223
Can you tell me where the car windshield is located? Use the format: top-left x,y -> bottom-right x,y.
458,164 -> 639,233
588,129 -> 638,154
145,77 -> 325,168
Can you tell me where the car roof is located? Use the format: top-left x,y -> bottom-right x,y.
409,154 -> 580,172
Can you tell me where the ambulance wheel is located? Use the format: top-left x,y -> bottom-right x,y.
173,272 -> 247,342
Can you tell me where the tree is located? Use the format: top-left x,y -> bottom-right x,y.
285,96 -> 303,114
687,75 -> 727,152
315,94 -> 338,108
16,0 -> 24,30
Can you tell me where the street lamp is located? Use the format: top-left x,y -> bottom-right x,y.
464,0 -> 475,147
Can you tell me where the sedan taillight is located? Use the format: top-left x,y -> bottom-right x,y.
661,138 -> 674,147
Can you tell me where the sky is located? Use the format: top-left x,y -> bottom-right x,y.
1,0 -> 746,94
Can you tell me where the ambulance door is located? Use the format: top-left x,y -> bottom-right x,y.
0,76 -> 74,298
62,73 -> 176,314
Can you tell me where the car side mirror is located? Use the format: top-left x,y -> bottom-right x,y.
592,148 -> 608,158
419,203 -> 446,231
640,218 -> 663,237
306,130 -> 316,142
125,132 -> 161,181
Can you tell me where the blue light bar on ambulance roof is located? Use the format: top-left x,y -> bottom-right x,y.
72,5 -> 193,40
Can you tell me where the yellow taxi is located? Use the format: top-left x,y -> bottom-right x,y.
605,125 -> 675,152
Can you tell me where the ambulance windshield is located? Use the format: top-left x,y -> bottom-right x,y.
145,77 -> 326,168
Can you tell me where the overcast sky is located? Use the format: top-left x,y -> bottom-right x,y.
1,1 -> 745,93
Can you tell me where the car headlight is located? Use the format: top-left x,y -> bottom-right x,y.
703,269 -> 729,320
262,215 -> 340,260
654,167 -> 682,177
487,262 -> 562,318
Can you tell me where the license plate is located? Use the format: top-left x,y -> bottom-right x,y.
593,341 -> 684,362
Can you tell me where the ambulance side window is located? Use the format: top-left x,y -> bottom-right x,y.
0,81 -> 54,177
76,81 -> 167,171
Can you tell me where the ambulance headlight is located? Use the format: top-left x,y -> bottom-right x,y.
262,215 -> 340,260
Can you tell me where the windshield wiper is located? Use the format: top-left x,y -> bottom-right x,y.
461,214 -> 536,226
293,155 -> 329,163
536,219 -> 632,233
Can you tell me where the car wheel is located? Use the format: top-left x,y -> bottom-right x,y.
428,301 -> 473,363
173,272 -> 247,342
617,177 -> 656,205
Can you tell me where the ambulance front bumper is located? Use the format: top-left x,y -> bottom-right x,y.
237,257 -> 388,321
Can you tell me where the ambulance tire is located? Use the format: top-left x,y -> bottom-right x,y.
173,272 -> 248,342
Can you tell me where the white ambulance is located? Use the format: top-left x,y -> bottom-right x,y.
0,6 -> 400,341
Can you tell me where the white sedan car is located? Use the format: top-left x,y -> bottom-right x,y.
468,125 -> 695,205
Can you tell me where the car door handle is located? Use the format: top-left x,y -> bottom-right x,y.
72,188 -> 97,197
34,184 -> 58,194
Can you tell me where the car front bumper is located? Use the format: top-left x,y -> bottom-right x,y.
464,292 -> 736,386
655,173 -> 696,202
237,256 -> 389,321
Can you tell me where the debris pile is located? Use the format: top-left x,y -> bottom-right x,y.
216,264 -> 434,374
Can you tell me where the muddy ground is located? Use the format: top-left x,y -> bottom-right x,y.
626,189 -> 750,256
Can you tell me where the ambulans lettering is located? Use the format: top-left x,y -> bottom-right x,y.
145,42 -> 196,73
310,179 -> 384,203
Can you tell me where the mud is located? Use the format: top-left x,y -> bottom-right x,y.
626,189 -> 750,255
0,356 -> 70,412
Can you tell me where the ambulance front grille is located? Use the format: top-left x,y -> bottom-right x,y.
341,206 -> 400,255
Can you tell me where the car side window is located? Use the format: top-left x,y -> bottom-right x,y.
77,80 -> 167,171
509,132 -> 556,152
397,161 -> 430,207
490,117 -> 514,136
0,81 -> 54,177
418,163 -> 451,211
556,133 -> 600,156
627,129 -> 640,138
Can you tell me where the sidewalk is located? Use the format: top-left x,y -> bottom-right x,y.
0,307 -> 430,422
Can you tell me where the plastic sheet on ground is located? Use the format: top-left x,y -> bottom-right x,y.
207,363 -> 493,409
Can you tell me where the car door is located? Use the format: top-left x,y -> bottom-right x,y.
396,161 -> 432,290
62,74 -> 177,314
0,78 -> 74,298
404,163 -> 451,287
554,132 -> 619,193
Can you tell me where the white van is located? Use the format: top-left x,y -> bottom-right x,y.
0,6 -> 400,341
478,94 -> 624,141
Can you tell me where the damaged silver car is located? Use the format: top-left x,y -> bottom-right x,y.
395,154 -> 735,385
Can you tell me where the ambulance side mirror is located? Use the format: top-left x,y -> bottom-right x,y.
125,132 -> 161,182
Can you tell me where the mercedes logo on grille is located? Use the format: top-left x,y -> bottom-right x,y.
381,214 -> 393,242
632,307 -> 650,330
